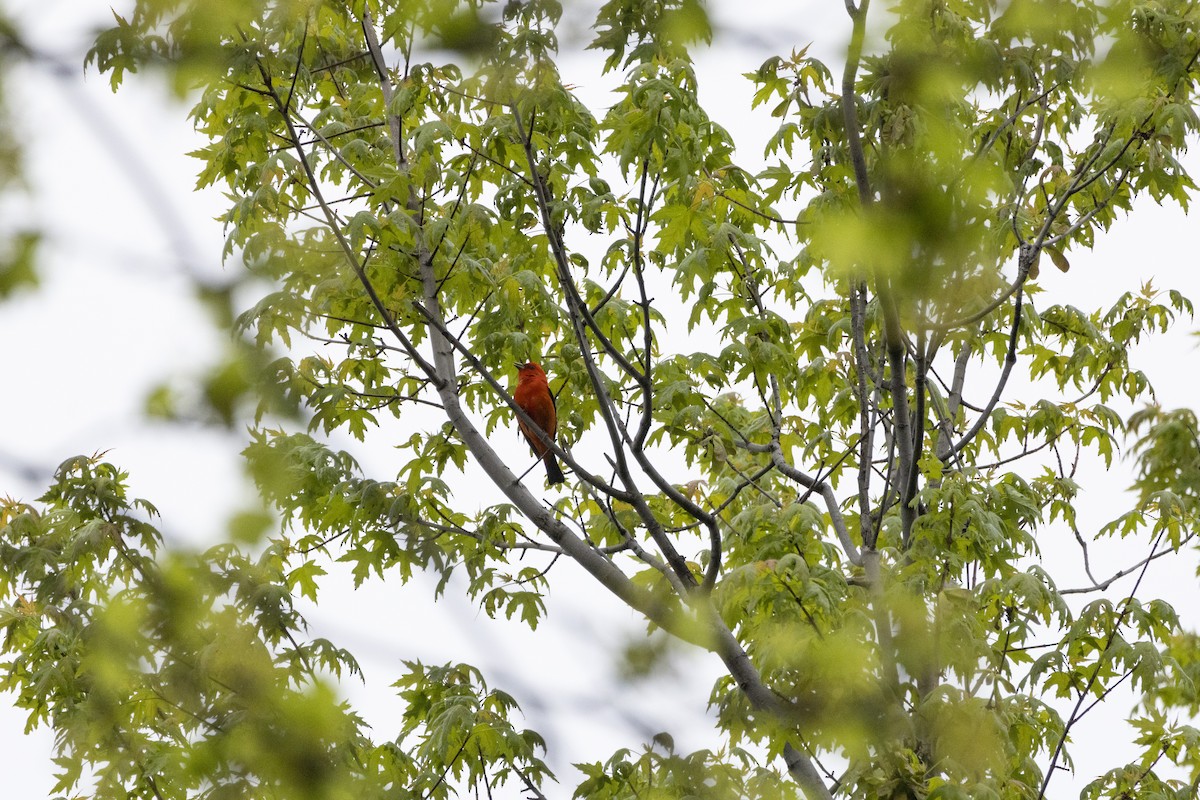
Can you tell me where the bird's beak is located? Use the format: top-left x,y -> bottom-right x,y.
513,361 -> 523,369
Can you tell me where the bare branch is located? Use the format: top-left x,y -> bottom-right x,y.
1060,531 -> 1196,595
784,741 -> 836,800
947,263 -> 1029,459
850,284 -> 876,550
841,0 -> 873,206
1036,529 -> 1168,800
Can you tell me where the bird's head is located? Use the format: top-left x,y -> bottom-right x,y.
515,361 -> 546,378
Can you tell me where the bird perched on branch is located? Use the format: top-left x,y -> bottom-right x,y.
513,361 -> 565,485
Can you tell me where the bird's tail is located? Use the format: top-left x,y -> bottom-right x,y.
544,453 -> 566,485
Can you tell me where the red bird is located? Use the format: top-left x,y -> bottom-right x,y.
513,361 -> 565,485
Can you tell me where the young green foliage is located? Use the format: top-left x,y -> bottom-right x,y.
3,1 -> 1200,799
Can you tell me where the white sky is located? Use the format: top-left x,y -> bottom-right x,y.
1,1 -> 1198,797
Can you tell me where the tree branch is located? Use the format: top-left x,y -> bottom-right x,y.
1060,531 -> 1195,595
1036,529 -> 1167,800
947,265 -> 1028,459
841,0 -> 873,207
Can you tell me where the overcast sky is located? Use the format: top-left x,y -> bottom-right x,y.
2,2 -> 1198,797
